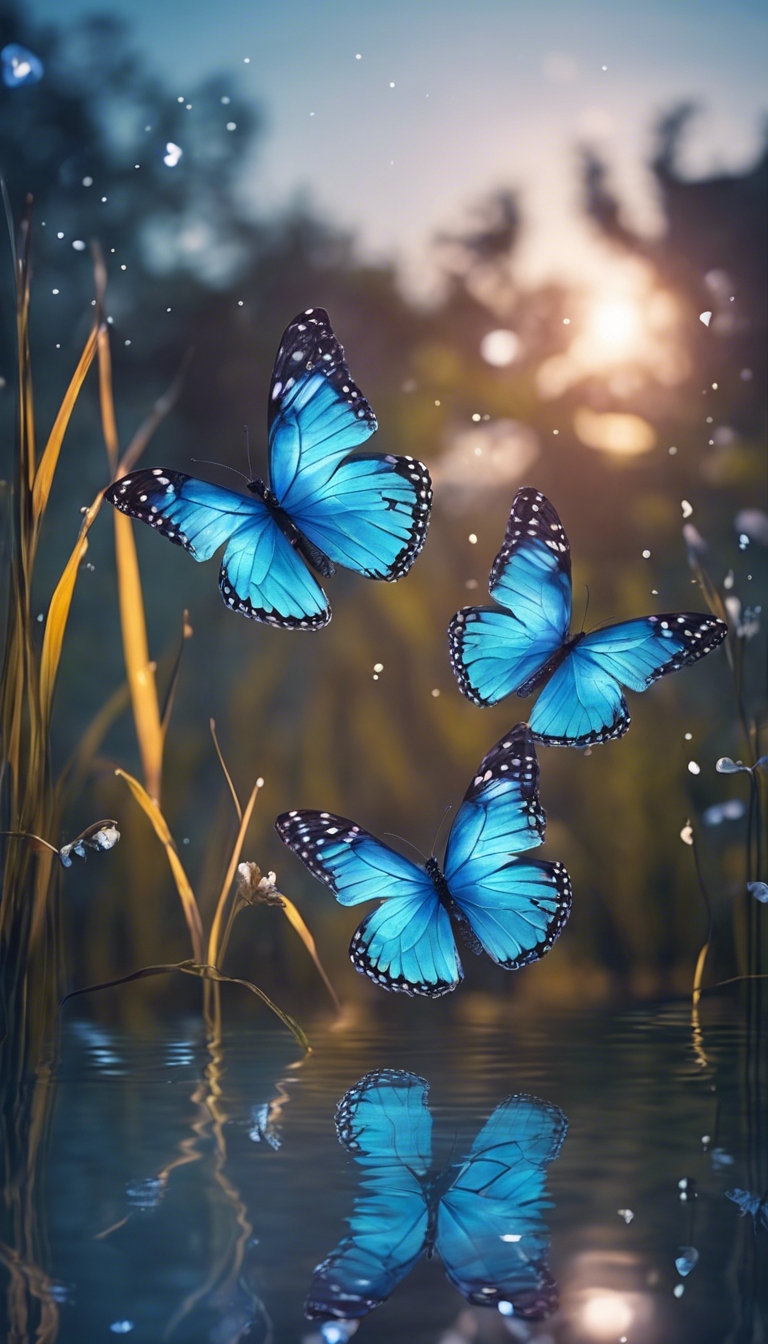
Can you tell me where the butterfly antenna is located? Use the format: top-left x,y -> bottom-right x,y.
581,584 -> 591,633
244,424 -> 254,479
383,832 -> 428,863
190,458 -> 250,483
430,805 -> 453,858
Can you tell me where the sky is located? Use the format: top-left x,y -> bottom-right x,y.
28,0 -> 768,296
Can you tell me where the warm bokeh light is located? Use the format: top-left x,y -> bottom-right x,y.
581,1291 -> 634,1336
573,406 -> 657,456
480,328 -> 522,366
586,297 -> 643,356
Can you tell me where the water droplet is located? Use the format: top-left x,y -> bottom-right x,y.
1,43 -> 43,87
109,1324 -> 134,1335
617,1208 -> 634,1223
163,142 -> 182,167
699,311 -> 712,327
642,549 -> 651,559
676,1246 -> 699,1276
673,1283 -> 685,1298
680,823 -> 694,846
748,881 -> 768,904
687,761 -> 700,775
498,1301 -> 515,1316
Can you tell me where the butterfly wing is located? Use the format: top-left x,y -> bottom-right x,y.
448,488 -> 571,706
443,725 -> 572,969
268,308 -> 431,579
105,469 -> 329,628
437,1094 -> 568,1319
528,613 -> 728,746
305,1070 -> 432,1320
275,812 -> 463,996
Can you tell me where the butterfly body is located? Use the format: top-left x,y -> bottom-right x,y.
276,723 -> 572,997
306,1070 -> 567,1323
449,487 -> 727,746
106,308 -> 431,628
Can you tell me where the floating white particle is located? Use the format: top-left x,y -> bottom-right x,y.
238,300 -> 244,307
36,612 -> 43,622
82,176 -> 93,186
55,343 -> 60,348
52,288 -> 59,295
748,881 -> 768,904
107,316 -> 114,324
185,103 -> 192,110
166,307 -> 171,313
617,1208 -> 634,1223
684,732 -> 692,740
673,1284 -> 685,1299
651,588 -> 658,596
688,761 -> 700,776
699,311 -> 712,327
741,368 -> 753,380
72,239 -> 86,251
468,533 -> 478,544
120,264 -> 127,271
601,64 -> 608,70
163,142 -> 182,166
471,413 -> 481,422
553,429 -> 559,435
680,822 -> 694,846
712,382 -> 718,390
177,95 -> 184,102
563,317 -> 570,325
389,81 -> 395,87
244,57 -> 250,63
669,445 -> 677,455
355,53 -> 362,59
57,231 -> 64,238
465,578 -> 478,589
124,340 -> 131,346
109,1324 -> 134,1335
681,500 -> 693,518
226,122 -> 236,131
373,662 -> 383,672
434,399 -> 441,406
101,196 -> 107,202
642,549 -> 651,559
431,688 -> 441,698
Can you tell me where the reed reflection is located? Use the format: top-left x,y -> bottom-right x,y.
305,1070 -> 567,1330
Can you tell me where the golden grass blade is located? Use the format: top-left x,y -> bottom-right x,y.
39,497 -> 104,729
113,511 -> 163,803
279,894 -> 342,1013
692,939 -> 710,1009
207,780 -> 261,966
31,325 -> 98,529
115,768 -> 204,961
97,324 -> 119,475
209,719 -> 242,821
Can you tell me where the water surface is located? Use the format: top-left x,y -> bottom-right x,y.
5,1000 -> 767,1343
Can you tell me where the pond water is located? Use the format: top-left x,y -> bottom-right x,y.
3,1000 -> 766,1344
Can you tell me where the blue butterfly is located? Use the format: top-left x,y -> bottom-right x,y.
105,308 -> 431,629
305,1069 -> 567,1324
275,722 -> 571,998
448,487 -> 728,746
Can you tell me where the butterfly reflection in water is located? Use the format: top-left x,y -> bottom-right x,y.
305,1069 -> 567,1325
105,309 -> 431,629
449,487 -> 727,746
276,723 -> 572,998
